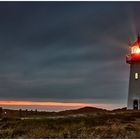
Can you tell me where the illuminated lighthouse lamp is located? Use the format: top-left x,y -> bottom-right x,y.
126,38 -> 140,64
131,44 -> 140,54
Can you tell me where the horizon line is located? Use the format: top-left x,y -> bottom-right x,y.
0,100 -> 96,107
0,100 -> 125,111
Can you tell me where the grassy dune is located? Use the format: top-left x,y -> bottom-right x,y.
0,108 -> 140,138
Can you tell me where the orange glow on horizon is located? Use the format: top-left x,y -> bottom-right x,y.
0,100 -> 125,111
0,100 -> 95,107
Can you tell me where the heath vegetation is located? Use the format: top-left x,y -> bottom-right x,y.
0,107 -> 140,138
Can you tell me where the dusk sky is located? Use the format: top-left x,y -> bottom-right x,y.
0,2 -> 139,111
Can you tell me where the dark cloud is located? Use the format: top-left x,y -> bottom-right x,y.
0,2 -> 138,108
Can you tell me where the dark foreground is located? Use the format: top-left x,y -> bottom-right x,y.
0,108 -> 140,138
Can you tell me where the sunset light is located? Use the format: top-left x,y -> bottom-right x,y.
0,100 -> 95,107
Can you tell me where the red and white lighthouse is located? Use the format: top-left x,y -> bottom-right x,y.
126,36 -> 140,109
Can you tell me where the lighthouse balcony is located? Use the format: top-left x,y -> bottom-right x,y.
126,55 -> 132,64
126,54 -> 140,64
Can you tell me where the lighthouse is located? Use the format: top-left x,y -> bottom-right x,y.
126,36 -> 140,110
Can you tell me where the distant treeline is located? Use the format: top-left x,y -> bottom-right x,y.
0,107 -> 56,118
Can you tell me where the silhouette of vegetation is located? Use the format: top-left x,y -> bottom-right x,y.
0,107 -> 140,138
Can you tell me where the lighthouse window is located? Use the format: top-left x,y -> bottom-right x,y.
135,73 -> 139,79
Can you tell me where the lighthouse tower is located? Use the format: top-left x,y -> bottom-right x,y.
126,36 -> 140,110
